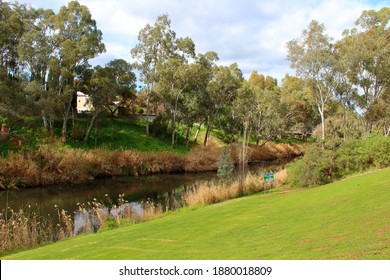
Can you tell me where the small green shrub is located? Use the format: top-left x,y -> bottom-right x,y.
105,217 -> 119,230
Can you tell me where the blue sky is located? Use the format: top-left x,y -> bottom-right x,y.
11,0 -> 390,82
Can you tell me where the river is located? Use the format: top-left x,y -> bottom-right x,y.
0,159 -> 290,229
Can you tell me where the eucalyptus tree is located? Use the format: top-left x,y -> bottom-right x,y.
203,63 -> 243,146
154,36 -> 195,147
340,7 -> 390,132
104,59 -> 137,118
329,41 -> 358,140
131,14 -> 177,137
50,1 -> 105,143
0,1 -> 25,77
287,20 -> 335,143
280,74 -> 318,140
84,59 -> 136,141
248,71 -> 283,144
233,81 -> 257,191
18,8 -> 56,85
189,51 -> 219,144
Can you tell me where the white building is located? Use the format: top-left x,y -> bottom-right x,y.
76,91 -> 93,113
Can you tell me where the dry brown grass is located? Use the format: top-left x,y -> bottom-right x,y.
0,206 -> 73,254
274,169 -> 288,186
183,170 -> 288,207
184,145 -> 221,172
0,193 -> 166,254
247,142 -> 302,162
0,141 -> 299,189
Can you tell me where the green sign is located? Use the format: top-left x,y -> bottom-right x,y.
264,173 -> 274,182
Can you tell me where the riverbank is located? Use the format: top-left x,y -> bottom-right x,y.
0,141 -> 302,190
3,167 -> 389,260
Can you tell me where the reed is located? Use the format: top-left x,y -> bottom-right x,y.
0,205 -> 73,255
183,170 -> 287,207
0,141 -> 300,189
0,193 -> 166,255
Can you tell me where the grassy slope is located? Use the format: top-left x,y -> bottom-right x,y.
3,168 -> 390,260
0,118 -> 193,155
67,118 -> 191,153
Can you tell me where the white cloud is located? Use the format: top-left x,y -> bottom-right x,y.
19,0 -> 388,82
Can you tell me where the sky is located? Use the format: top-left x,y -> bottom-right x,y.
11,0 -> 390,83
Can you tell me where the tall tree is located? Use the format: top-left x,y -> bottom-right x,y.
0,1 -> 27,77
18,8 -> 56,85
154,37 -> 195,147
341,7 -> 390,132
51,1 -> 105,143
280,74 -> 317,140
233,81 -> 257,192
189,51 -> 219,144
287,20 -> 334,143
202,63 -> 243,146
131,14 -> 176,137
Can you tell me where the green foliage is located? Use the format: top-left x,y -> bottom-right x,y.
288,145 -> 335,187
337,134 -> 390,176
105,217 -> 119,230
217,146 -> 234,181
289,134 -> 390,187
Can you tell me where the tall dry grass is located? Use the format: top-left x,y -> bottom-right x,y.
183,169 -> 288,207
0,206 -> 73,254
0,193 -> 165,255
231,142 -> 302,163
0,141 -> 299,189
0,145 -> 185,189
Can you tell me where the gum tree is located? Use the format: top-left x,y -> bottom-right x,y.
287,20 -> 334,143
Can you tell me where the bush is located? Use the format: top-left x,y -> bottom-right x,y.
288,134 -> 390,187
337,134 -> 390,176
288,145 -> 336,187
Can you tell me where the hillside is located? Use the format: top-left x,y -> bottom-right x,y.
2,168 -> 389,260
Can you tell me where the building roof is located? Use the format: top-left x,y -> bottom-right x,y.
77,91 -> 89,97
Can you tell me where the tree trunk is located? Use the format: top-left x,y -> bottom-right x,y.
61,98 -> 73,143
237,121 -> 249,195
203,123 -> 211,147
317,102 -> 325,145
185,125 -> 191,147
193,121 -> 203,143
145,88 -> 150,137
43,116 -> 48,129
343,100 -> 347,141
84,113 -> 98,142
171,125 -> 176,147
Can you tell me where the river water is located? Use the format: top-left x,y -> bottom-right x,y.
0,159 -> 290,231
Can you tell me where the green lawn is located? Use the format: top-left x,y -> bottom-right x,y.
2,168 -> 390,260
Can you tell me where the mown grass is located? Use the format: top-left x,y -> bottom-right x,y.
2,168 -> 389,260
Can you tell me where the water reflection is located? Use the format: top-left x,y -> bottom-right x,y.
0,172 -> 216,220
0,158 -> 292,231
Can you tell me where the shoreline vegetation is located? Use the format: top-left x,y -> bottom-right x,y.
2,167 -> 389,259
0,165 -> 288,255
0,141 -> 302,190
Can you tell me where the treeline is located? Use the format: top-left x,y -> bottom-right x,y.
0,1 -> 389,152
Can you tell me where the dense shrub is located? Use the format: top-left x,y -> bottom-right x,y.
337,134 -> 390,176
288,146 -> 336,187
288,134 -> 390,187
